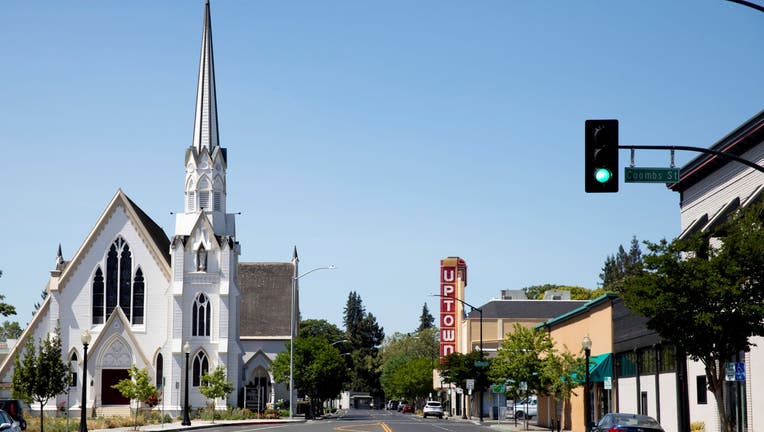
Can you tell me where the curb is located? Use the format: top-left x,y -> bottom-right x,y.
91,418 -> 307,432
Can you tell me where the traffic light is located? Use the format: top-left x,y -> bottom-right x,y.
585,119 -> 619,193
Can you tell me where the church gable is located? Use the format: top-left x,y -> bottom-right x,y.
51,191 -> 171,337
91,308 -> 150,369
59,190 -> 170,290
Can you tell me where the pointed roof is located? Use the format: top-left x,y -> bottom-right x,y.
192,0 -> 220,154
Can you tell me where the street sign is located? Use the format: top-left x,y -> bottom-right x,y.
474,361 -> 489,367
604,377 -> 612,390
492,384 -> 505,394
725,363 -> 736,381
466,379 -> 475,390
735,362 -> 745,381
624,167 -> 680,183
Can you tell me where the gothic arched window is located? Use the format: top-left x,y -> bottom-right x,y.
70,352 -> 78,387
132,268 -> 144,325
156,353 -> 164,389
198,177 -> 211,211
92,267 -> 105,324
186,177 -> 197,212
93,237 -> 142,325
213,176 -> 224,212
119,244 -> 132,321
192,293 -> 211,337
192,351 -> 209,387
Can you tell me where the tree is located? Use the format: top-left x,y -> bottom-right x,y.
0,270 -> 16,317
112,366 -> 158,429
0,321 -> 22,341
380,328 -> 438,400
343,291 -> 365,339
199,366 -> 234,423
488,324 -> 554,400
342,292 -> 385,398
440,350 -> 490,413
271,336 -> 347,418
11,329 -> 69,432
389,357 -> 433,402
299,319 -> 345,343
600,236 -> 642,291
541,346 -> 586,426
618,204 -> 764,432
417,303 -> 434,331
522,284 -> 599,300
33,288 -> 48,316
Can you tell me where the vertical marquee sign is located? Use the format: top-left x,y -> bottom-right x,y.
440,257 -> 466,361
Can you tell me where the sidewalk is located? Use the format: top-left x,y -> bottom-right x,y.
444,415 -> 555,432
91,417 -> 306,432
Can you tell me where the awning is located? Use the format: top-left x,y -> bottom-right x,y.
571,353 -> 613,383
588,353 -> 613,382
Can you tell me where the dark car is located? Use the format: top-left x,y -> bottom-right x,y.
593,413 -> 664,432
0,401 -> 25,431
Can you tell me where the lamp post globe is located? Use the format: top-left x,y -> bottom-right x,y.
182,341 -> 191,426
79,330 -> 92,432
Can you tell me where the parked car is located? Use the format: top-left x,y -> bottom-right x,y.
400,403 -> 414,413
0,409 -> 21,432
593,413 -> 665,432
0,401 -> 25,431
512,396 -> 537,419
386,400 -> 399,410
423,400 -> 444,419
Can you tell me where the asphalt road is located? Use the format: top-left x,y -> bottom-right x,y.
208,409 -> 493,432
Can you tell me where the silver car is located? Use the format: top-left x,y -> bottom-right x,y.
512,396 -> 537,419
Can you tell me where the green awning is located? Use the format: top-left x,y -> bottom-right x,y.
588,353 -> 612,382
570,353 -> 613,383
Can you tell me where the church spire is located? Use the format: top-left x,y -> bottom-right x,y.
178,0 -> 234,238
192,0 -> 220,154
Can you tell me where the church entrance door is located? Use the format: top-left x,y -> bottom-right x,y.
101,369 -> 130,405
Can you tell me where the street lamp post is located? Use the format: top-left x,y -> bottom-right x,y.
182,341 -> 191,426
79,330 -> 91,432
290,265 -> 336,418
582,335 -> 592,432
429,294 -> 483,422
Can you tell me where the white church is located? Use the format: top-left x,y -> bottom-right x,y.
0,0 -> 298,415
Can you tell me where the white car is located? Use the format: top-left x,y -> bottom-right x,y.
512,396 -> 537,419
423,401 -> 444,419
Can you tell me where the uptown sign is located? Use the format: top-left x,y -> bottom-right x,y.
440,265 -> 457,358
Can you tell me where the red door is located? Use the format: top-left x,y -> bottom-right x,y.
101,369 -> 131,405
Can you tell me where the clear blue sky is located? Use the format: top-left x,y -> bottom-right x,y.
2,0 -> 763,336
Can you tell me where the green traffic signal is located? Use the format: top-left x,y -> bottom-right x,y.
594,168 -> 613,184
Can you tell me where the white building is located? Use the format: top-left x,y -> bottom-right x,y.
0,1 -> 298,415
669,110 -> 764,432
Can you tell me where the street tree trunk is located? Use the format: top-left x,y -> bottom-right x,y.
705,358 -> 734,432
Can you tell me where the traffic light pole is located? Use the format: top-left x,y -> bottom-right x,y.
619,145 -> 764,175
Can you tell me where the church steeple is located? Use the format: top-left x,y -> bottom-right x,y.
177,0 -> 233,238
192,0 -> 219,154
